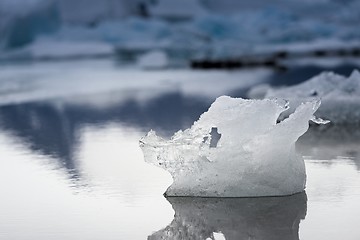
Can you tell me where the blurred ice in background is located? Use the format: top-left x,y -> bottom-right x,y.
1,0 -> 360,63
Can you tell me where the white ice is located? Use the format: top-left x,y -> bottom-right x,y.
140,96 -> 326,197
263,70 -> 360,124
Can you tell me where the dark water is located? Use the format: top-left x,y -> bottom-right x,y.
0,59 -> 359,239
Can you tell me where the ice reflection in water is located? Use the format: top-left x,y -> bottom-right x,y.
150,193 -> 307,240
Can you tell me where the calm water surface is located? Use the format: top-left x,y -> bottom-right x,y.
0,60 -> 359,239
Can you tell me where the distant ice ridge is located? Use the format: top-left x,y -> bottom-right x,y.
140,96 -> 326,197
258,70 -> 360,124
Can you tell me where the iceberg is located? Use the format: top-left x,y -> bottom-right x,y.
263,70 -> 360,124
140,96 -> 326,197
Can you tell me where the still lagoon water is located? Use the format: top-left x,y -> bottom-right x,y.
0,59 -> 359,239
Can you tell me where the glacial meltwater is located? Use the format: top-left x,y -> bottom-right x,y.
0,59 -> 359,239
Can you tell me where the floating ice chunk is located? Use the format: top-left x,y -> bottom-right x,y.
264,70 -> 360,124
137,50 -> 168,69
140,96 -> 325,197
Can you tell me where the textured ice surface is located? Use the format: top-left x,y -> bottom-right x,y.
140,96 -> 325,197
264,70 -> 360,124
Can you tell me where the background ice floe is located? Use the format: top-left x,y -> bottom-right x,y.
254,70 -> 360,124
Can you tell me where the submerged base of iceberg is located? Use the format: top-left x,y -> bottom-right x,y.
140,96 -> 326,197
